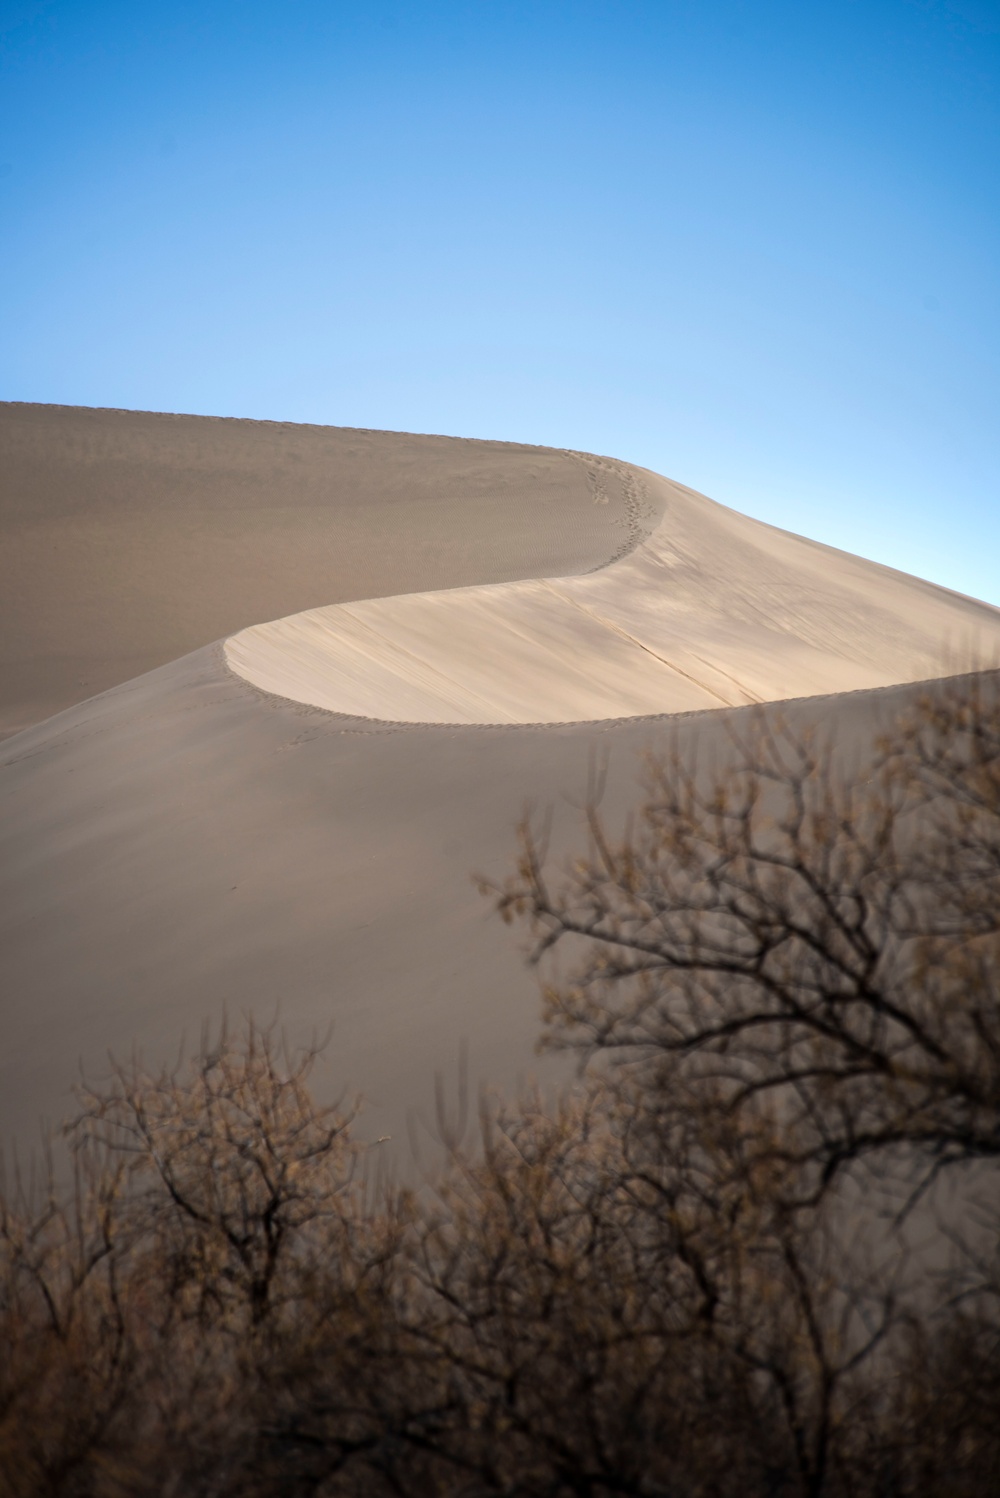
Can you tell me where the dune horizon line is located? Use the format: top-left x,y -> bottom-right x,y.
224,457 -> 1000,727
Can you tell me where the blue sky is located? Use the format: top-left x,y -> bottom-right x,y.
2,0 -> 998,603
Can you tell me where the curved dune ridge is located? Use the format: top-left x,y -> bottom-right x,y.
226,465 -> 1000,724
0,404 -> 649,738
4,406 -> 1000,1160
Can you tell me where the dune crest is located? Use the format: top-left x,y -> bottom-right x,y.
0,405 -> 652,738
4,407 -> 1000,1157
225,468 -> 1000,724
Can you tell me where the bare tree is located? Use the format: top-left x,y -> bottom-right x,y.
467,669 -> 1000,1494
0,1141 -> 134,1496
69,1018 -> 361,1329
2,675 -> 999,1495
488,671 -> 1000,1205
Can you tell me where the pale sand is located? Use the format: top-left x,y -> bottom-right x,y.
3,404 -> 998,1166
0,645 -> 971,1162
0,404 -> 654,739
226,469 -> 1000,723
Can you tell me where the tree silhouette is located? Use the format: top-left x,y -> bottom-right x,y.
1,672 -> 997,1495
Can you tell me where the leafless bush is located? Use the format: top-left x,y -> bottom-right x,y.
69,1018 -> 362,1329
1,674 -> 998,1495
491,671 -> 1000,1201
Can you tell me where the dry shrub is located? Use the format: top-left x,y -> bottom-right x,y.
1,672 -> 998,1496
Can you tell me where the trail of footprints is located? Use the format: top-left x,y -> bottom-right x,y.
565,451 -> 659,569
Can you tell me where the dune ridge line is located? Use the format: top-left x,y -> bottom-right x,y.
224,461 -> 1000,725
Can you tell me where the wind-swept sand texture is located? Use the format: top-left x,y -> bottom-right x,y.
0,645 -> 965,1161
227,470 -> 1000,723
0,403 -> 653,739
3,404 -> 1000,1167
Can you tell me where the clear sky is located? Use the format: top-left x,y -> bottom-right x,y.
2,1 -> 998,604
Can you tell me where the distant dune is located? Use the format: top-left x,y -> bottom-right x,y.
2,404 -> 998,1163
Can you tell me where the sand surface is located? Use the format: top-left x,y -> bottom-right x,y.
227,470 -> 1000,723
0,645 -> 963,1163
0,404 -> 652,739
3,404 -> 998,1168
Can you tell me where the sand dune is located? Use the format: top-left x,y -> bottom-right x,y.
0,642 -> 954,1160
3,404 -> 999,1165
0,404 -> 651,739
227,469 -> 1000,723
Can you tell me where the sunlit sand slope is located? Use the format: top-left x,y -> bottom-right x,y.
0,404 -> 653,738
227,470 -> 1000,722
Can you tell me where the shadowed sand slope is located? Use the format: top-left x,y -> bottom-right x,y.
0,404 -> 654,738
227,469 -> 1000,723
0,645 -> 979,1159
